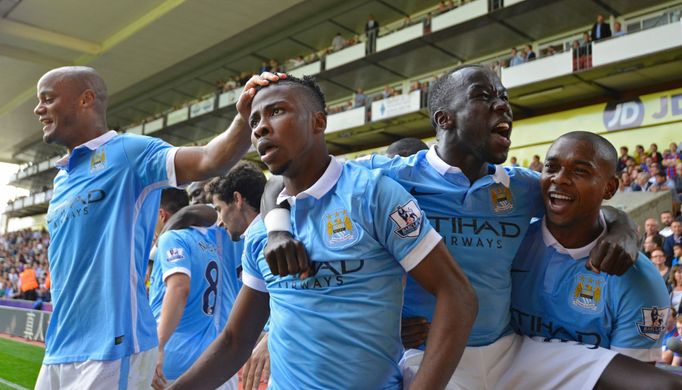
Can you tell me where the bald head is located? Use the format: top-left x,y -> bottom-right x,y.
35,66 -> 109,148
39,66 -> 108,112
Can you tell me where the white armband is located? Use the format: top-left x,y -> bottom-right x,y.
264,208 -> 292,233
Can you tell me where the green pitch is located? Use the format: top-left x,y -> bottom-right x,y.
0,338 -> 43,390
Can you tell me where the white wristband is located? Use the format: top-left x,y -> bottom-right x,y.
264,208 -> 292,233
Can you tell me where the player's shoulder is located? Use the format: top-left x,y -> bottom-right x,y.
352,150 -> 425,172
611,252 -> 669,296
243,216 -> 267,249
506,166 -> 541,184
118,133 -> 170,155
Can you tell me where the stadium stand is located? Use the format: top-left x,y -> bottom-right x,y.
2,0 -> 682,384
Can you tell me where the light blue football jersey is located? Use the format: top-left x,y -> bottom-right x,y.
149,227 -> 222,380
213,226 -> 244,330
511,218 -> 671,361
242,158 -> 441,389
45,131 -> 177,364
359,146 -> 542,347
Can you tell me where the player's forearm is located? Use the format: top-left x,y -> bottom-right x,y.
175,115 -> 251,184
170,328 -> 256,389
411,282 -> 477,389
202,115 -> 251,176
157,287 -> 188,350
260,175 -> 285,216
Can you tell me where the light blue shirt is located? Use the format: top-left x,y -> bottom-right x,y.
511,217 -> 670,361
242,158 -> 441,389
213,226 -> 244,330
359,146 -> 543,347
149,227 -> 221,380
45,131 -> 177,364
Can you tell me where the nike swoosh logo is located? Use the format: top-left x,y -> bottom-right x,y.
511,269 -> 529,273
409,187 -> 440,196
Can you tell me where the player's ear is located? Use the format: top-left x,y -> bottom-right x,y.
312,111 -> 326,135
603,175 -> 618,200
433,109 -> 454,131
80,89 -> 96,108
233,191 -> 243,207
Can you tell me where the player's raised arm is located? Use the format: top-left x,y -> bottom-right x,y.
173,73 -> 286,185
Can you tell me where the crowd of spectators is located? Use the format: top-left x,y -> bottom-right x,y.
616,142 -> 682,200
0,228 -> 50,301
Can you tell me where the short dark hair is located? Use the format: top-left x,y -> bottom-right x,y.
386,137 -> 428,158
427,64 -> 485,128
556,131 -> 617,174
208,161 -> 266,212
256,74 -> 326,114
160,188 -> 189,215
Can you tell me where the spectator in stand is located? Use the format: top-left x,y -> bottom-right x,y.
331,33 -> 346,52
651,249 -> 671,282
19,262 -> 39,301
365,15 -> 379,54
269,59 -> 281,73
259,61 -> 270,74
674,163 -> 682,200
649,171 -> 675,193
618,171 -> 633,192
663,144 -> 679,177
673,244 -> 682,267
528,154 -> 542,172
524,44 -> 536,61
353,88 -> 366,108
508,47 -> 524,67
643,233 -> 664,259
650,143 -> 663,164
591,14 -> 612,41
382,85 -> 394,99
673,317 -> 682,367
632,171 -> 651,191
617,146 -> 632,172
509,156 -> 519,167
437,1 -> 448,14
613,21 -> 626,37
423,12 -> 432,34
289,55 -> 305,70
400,15 -> 412,29
641,218 -> 665,252
634,144 -> 646,164
662,211 -> 675,238
664,221 -> 682,265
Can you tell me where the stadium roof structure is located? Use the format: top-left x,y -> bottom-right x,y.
1,0 -> 674,167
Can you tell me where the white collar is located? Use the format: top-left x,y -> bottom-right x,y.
276,157 -> 342,205
55,130 -> 118,168
541,211 -> 606,260
425,145 -> 510,187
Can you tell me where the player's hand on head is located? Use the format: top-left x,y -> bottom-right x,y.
401,317 -> 430,349
242,333 -> 270,390
236,72 -> 287,122
152,350 -> 167,390
265,231 -> 312,279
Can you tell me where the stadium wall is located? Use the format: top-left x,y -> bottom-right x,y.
508,86 -> 682,166
0,306 -> 50,342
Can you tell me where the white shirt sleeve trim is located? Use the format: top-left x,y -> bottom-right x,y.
610,346 -> 658,362
243,271 -> 268,293
166,147 -> 180,188
162,267 -> 191,282
399,228 -> 442,272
